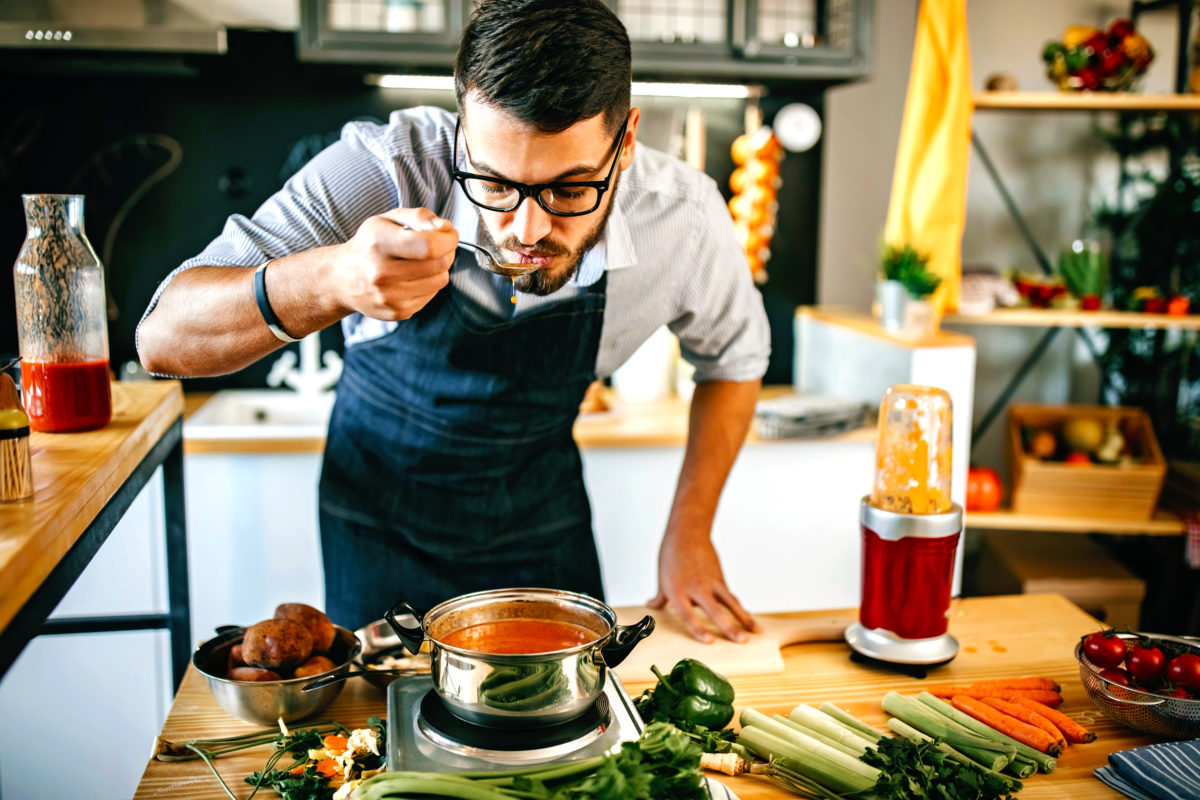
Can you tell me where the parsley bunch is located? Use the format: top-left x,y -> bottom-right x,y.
862,736 -> 1020,800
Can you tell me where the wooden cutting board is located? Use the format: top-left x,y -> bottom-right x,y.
612,605 -> 857,680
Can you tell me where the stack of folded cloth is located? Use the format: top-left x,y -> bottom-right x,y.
1095,740 -> 1200,800
753,393 -> 870,439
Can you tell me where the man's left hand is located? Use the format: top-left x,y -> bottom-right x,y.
649,531 -> 761,643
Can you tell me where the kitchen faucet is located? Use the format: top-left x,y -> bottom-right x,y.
266,331 -> 342,396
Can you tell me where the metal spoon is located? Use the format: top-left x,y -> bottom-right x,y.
301,667 -> 427,692
395,222 -> 539,276
456,240 -> 540,277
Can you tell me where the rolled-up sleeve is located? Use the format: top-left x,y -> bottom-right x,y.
668,178 -> 771,383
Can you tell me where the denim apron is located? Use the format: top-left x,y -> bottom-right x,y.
318,257 -> 608,628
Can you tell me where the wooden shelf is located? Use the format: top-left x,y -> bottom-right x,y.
974,91 -> 1200,112
966,508 -> 1185,535
945,308 -> 1200,329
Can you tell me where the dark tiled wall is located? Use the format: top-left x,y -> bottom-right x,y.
0,32 -> 818,388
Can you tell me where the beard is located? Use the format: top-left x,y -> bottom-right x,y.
478,174 -> 620,297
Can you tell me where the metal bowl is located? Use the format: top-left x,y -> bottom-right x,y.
1075,632 -> 1200,739
193,624 -> 362,725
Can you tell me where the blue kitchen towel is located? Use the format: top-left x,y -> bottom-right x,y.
1095,739 -> 1200,800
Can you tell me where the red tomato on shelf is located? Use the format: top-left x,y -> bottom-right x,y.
1065,451 -> 1092,466
966,467 -> 1003,512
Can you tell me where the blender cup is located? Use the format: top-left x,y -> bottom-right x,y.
845,384 -> 963,666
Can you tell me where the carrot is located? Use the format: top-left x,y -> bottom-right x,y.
314,759 -> 339,778
1011,696 -> 1097,744
323,735 -> 349,751
967,677 -> 1061,693
951,695 -> 1063,756
924,686 -> 1063,706
981,697 -> 1066,751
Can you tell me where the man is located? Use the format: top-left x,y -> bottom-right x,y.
138,0 -> 769,643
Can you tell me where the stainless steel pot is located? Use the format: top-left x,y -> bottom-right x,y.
385,588 -> 655,728
193,624 -> 362,725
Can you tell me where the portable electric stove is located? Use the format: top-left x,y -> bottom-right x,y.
386,670 -> 643,771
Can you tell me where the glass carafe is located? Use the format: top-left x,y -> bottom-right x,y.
13,194 -> 112,432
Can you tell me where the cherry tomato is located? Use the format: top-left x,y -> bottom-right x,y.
1163,686 -> 1190,698
1084,631 -> 1128,668
1100,667 -> 1132,685
1165,654 -> 1200,689
1126,644 -> 1167,683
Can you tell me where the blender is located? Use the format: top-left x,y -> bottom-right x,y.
844,384 -> 962,667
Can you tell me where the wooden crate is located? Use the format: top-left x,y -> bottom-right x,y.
1007,404 -> 1166,520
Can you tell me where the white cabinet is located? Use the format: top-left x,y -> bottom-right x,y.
0,472 -> 174,800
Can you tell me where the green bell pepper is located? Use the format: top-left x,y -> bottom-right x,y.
646,659 -> 735,730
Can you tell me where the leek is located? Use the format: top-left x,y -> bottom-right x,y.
917,692 -> 1057,773
774,714 -> 864,758
737,726 -> 879,795
819,702 -> 883,743
790,705 -> 875,754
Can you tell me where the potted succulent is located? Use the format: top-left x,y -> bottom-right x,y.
879,243 -> 942,336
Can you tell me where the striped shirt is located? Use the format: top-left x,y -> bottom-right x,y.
141,106 -> 770,382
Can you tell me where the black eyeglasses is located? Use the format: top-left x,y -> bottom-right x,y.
452,113 -> 630,217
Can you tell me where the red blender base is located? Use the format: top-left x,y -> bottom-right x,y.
844,499 -> 962,666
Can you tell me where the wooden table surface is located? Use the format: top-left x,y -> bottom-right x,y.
0,380 -> 183,635
134,594 -> 1150,799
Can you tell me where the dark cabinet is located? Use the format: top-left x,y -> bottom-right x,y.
299,0 -> 873,86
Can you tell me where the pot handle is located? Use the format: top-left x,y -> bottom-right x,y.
601,615 -> 655,668
385,601 -> 427,656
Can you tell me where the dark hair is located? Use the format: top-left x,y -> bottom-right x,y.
455,0 -> 631,135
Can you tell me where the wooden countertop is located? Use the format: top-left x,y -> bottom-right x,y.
134,594 -> 1145,799
0,381 -> 183,636
183,386 -> 875,454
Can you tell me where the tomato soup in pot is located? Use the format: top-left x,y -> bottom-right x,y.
440,618 -> 598,654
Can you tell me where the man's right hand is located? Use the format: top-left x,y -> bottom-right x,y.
332,207 -> 458,321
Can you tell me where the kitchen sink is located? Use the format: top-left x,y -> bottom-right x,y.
184,389 -> 334,440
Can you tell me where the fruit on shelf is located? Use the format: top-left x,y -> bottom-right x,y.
1013,274 -> 1069,308
1028,428 -> 1058,459
1095,423 -> 1125,464
966,467 -> 1003,512
1042,18 -> 1154,92
1062,417 -> 1104,453
1167,295 -> 1191,315
1065,451 -> 1093,466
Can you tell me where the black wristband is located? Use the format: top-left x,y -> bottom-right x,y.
253,261 -> 301,343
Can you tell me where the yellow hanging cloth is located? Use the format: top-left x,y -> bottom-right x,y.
883,0 -> 973,315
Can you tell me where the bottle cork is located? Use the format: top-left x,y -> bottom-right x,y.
0,373 -> 33,502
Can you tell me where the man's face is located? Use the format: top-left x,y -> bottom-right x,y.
458,95 -> 639,296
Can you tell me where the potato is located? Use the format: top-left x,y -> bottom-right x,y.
227,643 -> 246,673
293,655 -> 337,678
274,603 -> 336,652
242,618 -> 313,671
228,666 -> 282,682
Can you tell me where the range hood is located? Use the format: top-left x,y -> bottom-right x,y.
0,0 -> 227,54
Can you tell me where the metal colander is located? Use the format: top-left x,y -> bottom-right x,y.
1076,633 -> 1200,739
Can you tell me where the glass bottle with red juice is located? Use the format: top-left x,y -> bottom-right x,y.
13,194 -> 112,432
